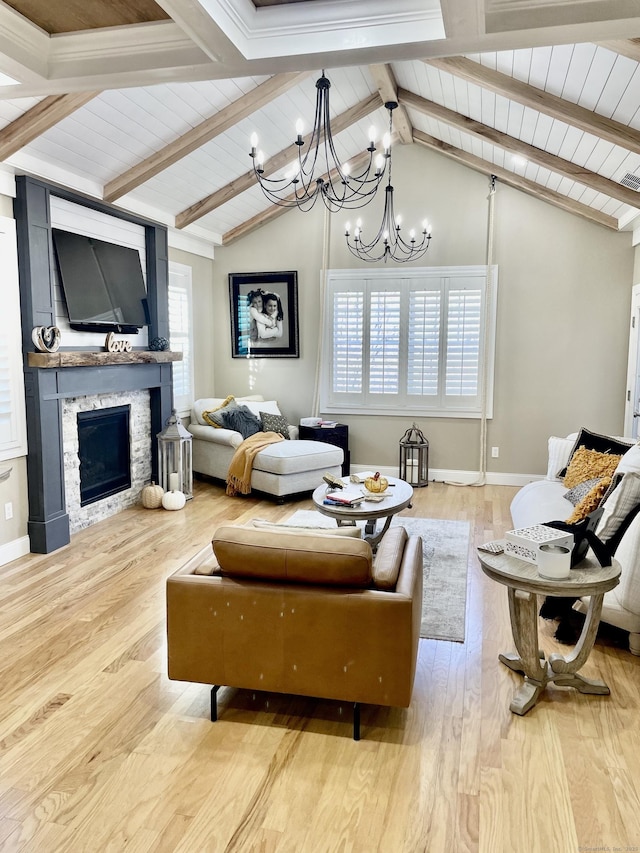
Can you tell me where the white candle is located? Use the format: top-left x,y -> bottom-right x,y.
169,472 -> 179,492
406,460 -> 418,484
537,544 -> 571,580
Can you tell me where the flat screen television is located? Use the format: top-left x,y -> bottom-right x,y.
52,228 -> 150,333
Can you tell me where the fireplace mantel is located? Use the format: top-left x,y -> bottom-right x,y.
28,350 -> 182,369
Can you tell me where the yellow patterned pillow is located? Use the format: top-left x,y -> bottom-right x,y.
565,476 -> 611,524
563,446 -> 621,490
202,395 -> 236,428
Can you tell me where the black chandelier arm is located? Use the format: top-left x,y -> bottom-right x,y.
249,70 -> 391,212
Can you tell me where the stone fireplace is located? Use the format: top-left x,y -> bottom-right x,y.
63,391 -> 151,534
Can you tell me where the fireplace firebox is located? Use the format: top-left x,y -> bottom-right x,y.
77,406 -> 131,506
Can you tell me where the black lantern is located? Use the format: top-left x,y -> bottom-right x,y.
399,423 -> 429,487
157,409 -> 193,500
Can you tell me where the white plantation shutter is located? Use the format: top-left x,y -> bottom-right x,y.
0,336 -> 12,446
407,288 -> 441,396
322,267 -> 496,417
445,283 -> 482,398
332,289 -> 364,395
369,289 -> 400,394
0,216 -> 27,460
168,262 -> 194,416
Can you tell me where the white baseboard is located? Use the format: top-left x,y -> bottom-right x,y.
0,535 -> 30,567
351,465 -> 542,488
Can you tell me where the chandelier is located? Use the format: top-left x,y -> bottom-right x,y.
344,103 -> 432,264
249,72 -> 390,212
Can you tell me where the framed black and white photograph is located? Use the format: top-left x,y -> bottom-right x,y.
229,271 -> 300,358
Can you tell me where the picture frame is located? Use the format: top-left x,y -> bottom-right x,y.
229,271 -> 300,358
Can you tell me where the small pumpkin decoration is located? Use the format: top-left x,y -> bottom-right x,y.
141,481 -> 164,509
162,489 -> 186,511
364,471 -> 388,493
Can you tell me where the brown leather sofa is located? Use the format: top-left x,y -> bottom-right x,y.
166,524 -> 423,739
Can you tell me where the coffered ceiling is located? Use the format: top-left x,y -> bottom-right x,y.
0,0 -> 638,251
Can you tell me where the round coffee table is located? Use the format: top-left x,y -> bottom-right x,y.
478,548 -> 621,715
311,475 -> 413,550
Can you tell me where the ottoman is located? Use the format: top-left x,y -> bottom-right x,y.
251,440 -> 343,498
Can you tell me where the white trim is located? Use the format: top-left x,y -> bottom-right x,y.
197,0 -> 444,60
48,21 -> 206,79
0,215 -> 27,462
0,168 -> 16,198
168,227 -> 216,259
351,463 -> 543,488
0,535 -> 30,567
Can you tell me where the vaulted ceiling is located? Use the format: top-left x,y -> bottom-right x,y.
0,0 -> 639,253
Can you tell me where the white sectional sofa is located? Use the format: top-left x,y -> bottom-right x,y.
510,430 -> 640,655
188,395 -> 343,500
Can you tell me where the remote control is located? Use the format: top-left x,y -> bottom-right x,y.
478,541 -> 504,554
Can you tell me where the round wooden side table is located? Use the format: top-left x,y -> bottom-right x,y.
477,548 -> 620,715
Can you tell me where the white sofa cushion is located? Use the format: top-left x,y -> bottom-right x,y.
252,440 -> 342,475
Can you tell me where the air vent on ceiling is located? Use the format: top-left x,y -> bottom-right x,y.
620,172 -> 640,191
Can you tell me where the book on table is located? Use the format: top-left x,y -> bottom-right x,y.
324,491 -> 364,507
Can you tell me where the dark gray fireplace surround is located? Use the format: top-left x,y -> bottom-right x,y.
15,176 -> 173,554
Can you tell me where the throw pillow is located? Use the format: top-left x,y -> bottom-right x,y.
615,441 -> 640,477
564,477 -> 603,506
596,471 -> 640,541
202,395 -> 237,428
261,411 -> 290,439
558,428 -> 633,478
220,404 -> 262,439
562,446 -> 622,490
242,400 -> 282,418
546,435 -> 577,480
565,477 -> 611,524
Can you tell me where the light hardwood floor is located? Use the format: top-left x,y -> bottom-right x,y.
1,479 -> 639,852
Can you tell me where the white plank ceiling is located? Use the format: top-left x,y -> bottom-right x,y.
0,1 -> 638,248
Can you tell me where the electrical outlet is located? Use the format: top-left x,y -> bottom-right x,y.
491,447 -> 499,458
4,501 -> 13,520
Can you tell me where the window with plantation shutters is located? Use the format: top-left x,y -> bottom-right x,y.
0,216 -> 27,461
168,262 -> 194,417
321,266 -> 497,418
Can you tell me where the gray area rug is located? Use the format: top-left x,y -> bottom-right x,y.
284,511 -> 471,643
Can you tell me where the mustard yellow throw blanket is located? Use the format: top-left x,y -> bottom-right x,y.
226,431 -> 284,496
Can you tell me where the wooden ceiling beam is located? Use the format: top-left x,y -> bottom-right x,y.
412,128 -> 619,230
0,92 -> 99,161
425,56 -> 640,157
598,38 -> 640,62
176,93 -> 380,229
103,71 -> 310,202
222,148 -> 372,245
368,64 -> 413,144
400,87 -> 640,210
